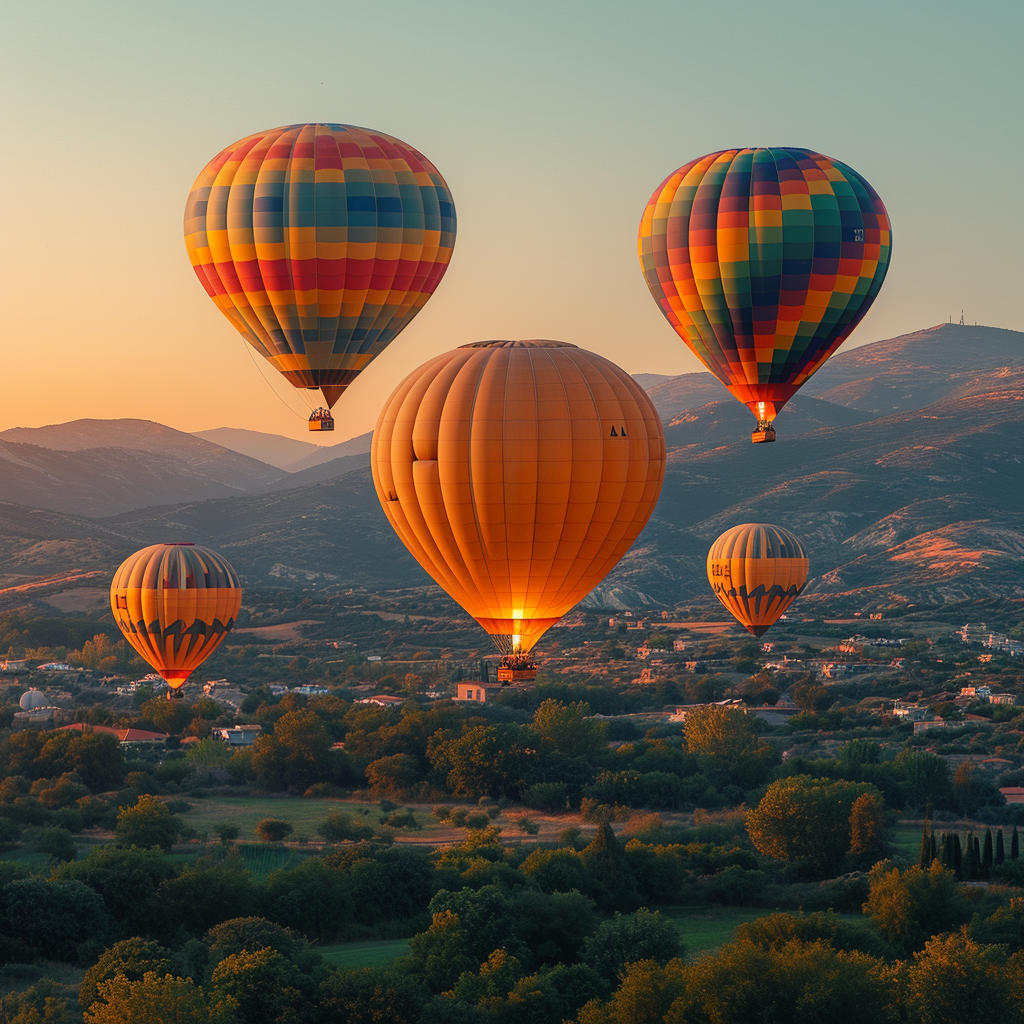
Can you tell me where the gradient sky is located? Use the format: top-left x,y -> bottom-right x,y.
2,0 -> 1020,444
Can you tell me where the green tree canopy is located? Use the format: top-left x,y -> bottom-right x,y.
746,776 -> 881,875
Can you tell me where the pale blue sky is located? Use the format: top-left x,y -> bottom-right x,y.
2,0 -> 1020,440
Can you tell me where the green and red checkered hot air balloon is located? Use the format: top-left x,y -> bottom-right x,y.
184,123 -> 456,430
638,148 -> 891,442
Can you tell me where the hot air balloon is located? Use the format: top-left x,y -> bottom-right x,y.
638,148 -> 891,442
110,543 -> 242,696
184,123 -> 457,431
707,524 -> 808,637
372,341 -> 666,678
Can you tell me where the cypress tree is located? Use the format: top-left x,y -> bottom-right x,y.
974,835 -> 982,879
954,834 -> 963,879
964,833 -> 976,880
931,831 -> 938,863
996,828 -> 1005,865
983,829 -> 993,878
1013,826 -> 1020,860
919,820 -> 932,868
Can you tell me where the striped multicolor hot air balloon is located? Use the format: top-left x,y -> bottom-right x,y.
639,148 -> 891,442
707,524 -> 808,637
110,544 -> 242,692
184,124 -> 456,422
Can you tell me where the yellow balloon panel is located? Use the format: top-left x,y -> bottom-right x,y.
706,524 -> 808,637
372,341 -> 666,652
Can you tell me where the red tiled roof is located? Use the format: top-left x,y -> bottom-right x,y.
56,723 -> 168,742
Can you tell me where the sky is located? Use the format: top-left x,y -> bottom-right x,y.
2,0 -> 1021,445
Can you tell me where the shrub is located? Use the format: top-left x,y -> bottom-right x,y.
432,805 -> 452,821
255,818 -> 294,843
316,813 -> 374,843
464,812 -> 490,830
381,810 -> 420,830
524,782 -> 569,812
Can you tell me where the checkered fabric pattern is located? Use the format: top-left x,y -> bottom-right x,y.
184,124 -> 456,407
639,148 -> 891,423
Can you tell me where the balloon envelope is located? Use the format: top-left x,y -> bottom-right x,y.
110,543 -> 242,688
639,148 -> 891,428
372,341 -> 666,652
184,123 -> 457,408
707,524 -> 808,637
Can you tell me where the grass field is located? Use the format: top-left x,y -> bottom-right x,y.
319,939 -> 411,968
175,795 -> 435,840
662,906 -> 770,952
891,821 -> 925,862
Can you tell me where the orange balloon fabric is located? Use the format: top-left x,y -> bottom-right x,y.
707,524 -> 808,637
110,543 -> 242,688
372,341 -> 666,652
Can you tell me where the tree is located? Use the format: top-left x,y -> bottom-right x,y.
863,861 -> 970,953
0,878 -> 107,960
83,972 -> 237,1024
953,761 -> 979,817
903,929 -> 1023,1024
30,826 -> 76,862
205,917 -> 317,974
581,823 -> 640,912
0,979 -> 78,1024
365,753 -> 421,796
79,938 -> 175,1009
255,819 -> 293,843
996,828 -> 1006,866
532,700 -> 606,759
746,776 -> 881,875
250,710 -> 338,791
55,844 -> 177,936
316,813 -> 373,843
848,793 -> 886,863
115,794 -> 179,851
582,909 -> 682,982
683,705 -> 777,788
210,946 -> 311,1023
428,724 -> 540,800
318,966 -> 426,1024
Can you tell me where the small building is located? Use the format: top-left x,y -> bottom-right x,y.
632,667 -> 657,685
354,694 -> 406,707
55,723 -> 167,744
989,693 -> 1016,705
37,662 -> 72,672
636,643 -> 650,661
214,724 -> 262,746
999,787 -> 1024,805
293,684 -> 329,696
957,623 -> 988,643
673,639 -> 686,652
0,659 -> 27,672
893,702 -> 930,722
455,682 -> 504,703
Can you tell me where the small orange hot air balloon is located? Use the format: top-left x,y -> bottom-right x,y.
372,341 -> 666,666
707,524 -> 808,637
110,543 -> 242,694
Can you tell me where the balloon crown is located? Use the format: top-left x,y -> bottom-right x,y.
160,542 -> 195,546
459,340 -> 578,350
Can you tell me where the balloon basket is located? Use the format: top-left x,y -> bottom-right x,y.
751,426 -> 776,444
497,653 -> 537,684
308,409 -> 334,432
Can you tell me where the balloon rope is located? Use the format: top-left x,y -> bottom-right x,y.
238,338 -> 316,418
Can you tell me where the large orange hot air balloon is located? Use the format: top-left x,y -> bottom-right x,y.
639,148 -> 891,442
372,341 -> 666,661
110,544 -> 242,693
184,123 -> 456,430
707,524 -> 808,637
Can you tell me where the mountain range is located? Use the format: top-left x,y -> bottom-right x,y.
0,323 -> 1020,612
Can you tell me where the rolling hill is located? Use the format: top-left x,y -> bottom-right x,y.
0,323 -> 1020,614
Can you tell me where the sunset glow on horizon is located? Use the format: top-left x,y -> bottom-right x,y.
2,0 -> 1020,445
